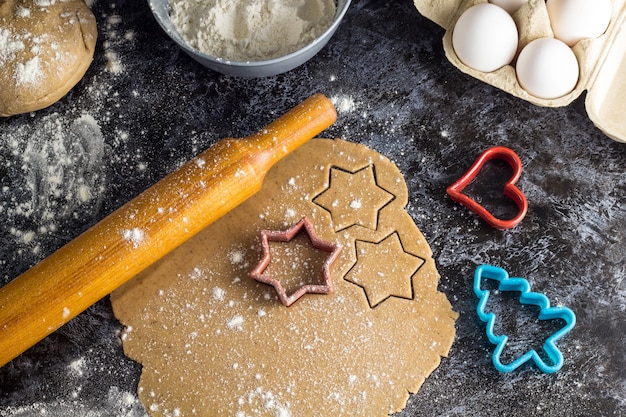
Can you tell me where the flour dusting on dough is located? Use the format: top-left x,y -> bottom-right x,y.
111,139 -> 457,417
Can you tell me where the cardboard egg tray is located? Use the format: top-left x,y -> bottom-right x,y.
414,0 -> 626,143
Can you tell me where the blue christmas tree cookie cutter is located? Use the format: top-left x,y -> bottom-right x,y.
473,264 -> 576,373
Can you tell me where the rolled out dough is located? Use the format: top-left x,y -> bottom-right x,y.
0,0 -> 97,117
111,138 -> 457,417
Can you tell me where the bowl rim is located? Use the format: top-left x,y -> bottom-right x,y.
148,0 -> 352,67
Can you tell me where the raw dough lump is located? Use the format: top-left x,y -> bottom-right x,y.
0,0 -> 97,117
111,138 -> 458,417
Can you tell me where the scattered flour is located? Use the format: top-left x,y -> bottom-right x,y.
0,27 -> 45,87
212,286 -> 226,301
104,50 -> 124,74
237,388 -> 292,417
68,357 -> 86,377
0,113 -> 107,259
15,6 -> 30,17
189,266 -> 205,280
102,10 -> 126,74
226,315 -> 244,330
0,28 -> 25,62
169,0 -> 337,61
16,56 -> 42,84
121,228 -> 145,248
228,249 -> 245,265
0,386 -> 146,417
330,95 -> 357,113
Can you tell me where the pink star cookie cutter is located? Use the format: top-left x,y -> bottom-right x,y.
250,217 -> 341,307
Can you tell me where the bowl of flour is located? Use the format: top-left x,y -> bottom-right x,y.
148,0 -> 351,77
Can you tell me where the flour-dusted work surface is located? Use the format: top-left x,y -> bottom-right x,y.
0,1 -> 625,416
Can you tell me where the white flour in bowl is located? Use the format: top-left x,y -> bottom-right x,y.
169,0 -> 336,61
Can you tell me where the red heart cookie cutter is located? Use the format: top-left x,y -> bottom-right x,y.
446,146 -> 528,230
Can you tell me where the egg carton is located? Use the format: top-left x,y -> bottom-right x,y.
414,0 -> 626,143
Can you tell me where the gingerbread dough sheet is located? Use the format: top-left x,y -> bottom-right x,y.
111,138 -> 457,417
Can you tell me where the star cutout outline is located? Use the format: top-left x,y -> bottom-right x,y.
313,165 -> 395,232
249,217 -> 341,307
344,231 -> 425,308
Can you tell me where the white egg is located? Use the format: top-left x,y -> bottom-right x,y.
516,38 -> 579,100
489,0 -> 528,15
546,0 -> 612,46
452,3 -> 519,73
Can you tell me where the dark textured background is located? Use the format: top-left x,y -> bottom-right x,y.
0,0 -> 625,416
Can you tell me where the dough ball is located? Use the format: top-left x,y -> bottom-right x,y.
0,0 -> 97,117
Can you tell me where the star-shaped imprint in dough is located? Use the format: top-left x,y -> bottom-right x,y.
345,232 -> 425,308
250,217 -> 342,307
313,165 -> 394,232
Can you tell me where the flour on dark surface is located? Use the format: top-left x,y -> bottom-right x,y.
0,114 -> 108,278
0,0 -> 625,416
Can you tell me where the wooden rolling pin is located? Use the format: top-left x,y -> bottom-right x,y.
0,94 -> 337,367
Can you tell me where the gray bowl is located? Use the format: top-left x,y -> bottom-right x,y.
148,0 -> 351,78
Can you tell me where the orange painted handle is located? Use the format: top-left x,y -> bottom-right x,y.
0,94 -> 337,367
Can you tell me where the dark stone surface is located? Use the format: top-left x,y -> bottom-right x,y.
0,0 -> 624,416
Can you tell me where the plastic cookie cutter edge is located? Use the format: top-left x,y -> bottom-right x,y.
447,146 -> 528,230
249,217 -> 341,307
473,264 -> 576,373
